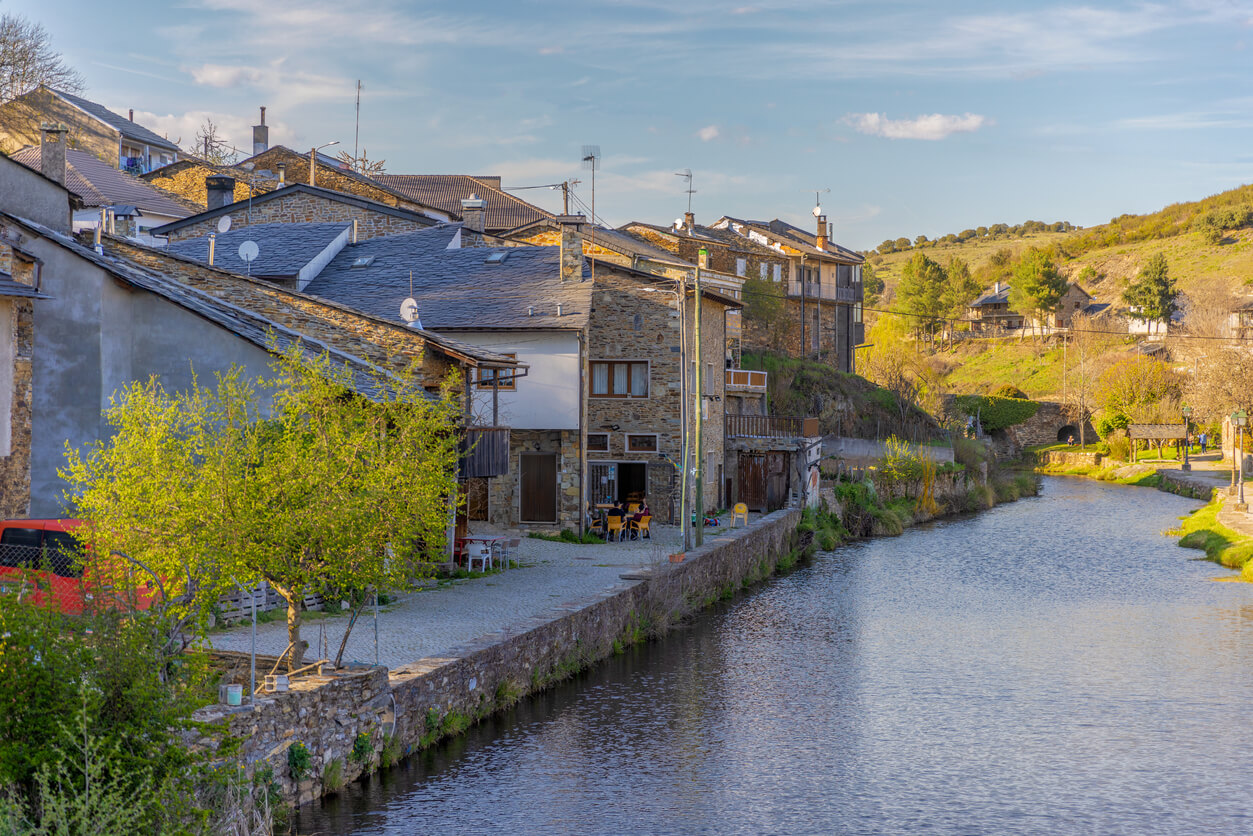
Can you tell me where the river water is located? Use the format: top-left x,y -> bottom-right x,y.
297,477 -> 1253,835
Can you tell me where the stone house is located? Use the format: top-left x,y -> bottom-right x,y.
967,282 -> 1023,332
373,174 -> 553,234
150,181 -> 438,245
143,158 -> 277,207
0,86 -> 180,173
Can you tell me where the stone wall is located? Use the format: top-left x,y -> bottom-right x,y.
163,191 -> 430,243
192,508 -> 803,806
1005,400 -> 1095,449
1040,450 -> 1104,467
146,163 -> 265,207
0,87 -> 119,164
485,429 -> 581,530
0,298 -> 33,517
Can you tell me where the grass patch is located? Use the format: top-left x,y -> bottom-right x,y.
1170,497 -> 1253,572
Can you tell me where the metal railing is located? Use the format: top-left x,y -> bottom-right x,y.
725,414 -> 820,438
725,369 -> 768,393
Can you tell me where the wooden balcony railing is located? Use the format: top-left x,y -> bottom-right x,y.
460,427 -> 510,478
725,414 -> 820,439
725,369 -> 768,393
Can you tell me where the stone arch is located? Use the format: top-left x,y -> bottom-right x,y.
1057,424 -> 1078,443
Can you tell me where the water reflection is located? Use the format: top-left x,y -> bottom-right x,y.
299,478 -> 1253,835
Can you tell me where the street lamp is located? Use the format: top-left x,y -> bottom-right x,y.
309,141 -> 339,187
1181,405 -> 1192,471
1237,410 -> 1249,511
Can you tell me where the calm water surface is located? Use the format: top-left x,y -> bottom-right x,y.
298,477 -> 1253,835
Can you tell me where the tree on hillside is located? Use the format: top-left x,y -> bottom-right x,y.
861,262 -> 884,307
0,12 -> 83,102
1008,248 -> 1067,335
1122,252 -> 1178,325
878,239 -> 897,255
63,346 -> 462,671
896,251 -> 946,337
939,257 -> 982,319
914,235 -> 929,247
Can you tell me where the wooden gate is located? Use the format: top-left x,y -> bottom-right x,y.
520,453 -> 557,523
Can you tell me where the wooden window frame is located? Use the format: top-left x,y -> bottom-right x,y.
475,353 -> 517,390
625,433 -> 659,453
587,433 -> 609,452
589,360 -> 649,399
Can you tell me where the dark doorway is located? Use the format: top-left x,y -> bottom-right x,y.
520,453 -> 557,523
1057,425 -> 1078,443
618,462 -> 647,504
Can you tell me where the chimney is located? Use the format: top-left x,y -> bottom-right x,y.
460,194 -> 486,233
205,175 -> 236,210
994,281 -> 1003,293
276,162 -> 285,187
252,106 -> 268,156
698,247 -> 709,270
208,233 -> 216,266
128,109 -> 133,121
352,218 -> 358,244
38,122 -> 67,186
816,213 -> 828,251
556,214 -> 585,281
684,211 -> 695,233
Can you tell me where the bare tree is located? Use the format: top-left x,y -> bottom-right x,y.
1063,313 -> 1116,446
0,12 -> 84,102
335,147 -> 386,176
188,117 -> 237,165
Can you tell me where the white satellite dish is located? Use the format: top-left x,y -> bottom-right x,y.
812,204 -> 823,217
400,297 -> 421,328
238,240 -> 259,263
217,215 -> 232,234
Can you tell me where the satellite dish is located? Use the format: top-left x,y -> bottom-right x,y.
812,205 -> 823,217
238,240 -> 259,263
400,297 -> 421,327
217,215 -> 232,234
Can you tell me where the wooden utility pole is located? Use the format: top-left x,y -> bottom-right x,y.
695,253 -> 705,548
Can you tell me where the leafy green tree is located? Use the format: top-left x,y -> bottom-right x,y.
860,262 -> 884,307
914,235 -> 929,247
1122,252 -> 1178,324
1008,248 -> 1067,333
896,251 -> 946,334
742,276 -> 790,349
893,237 -> 911,251
976,226 -> 988,238
878,239 -> 897,255
939,257 -> 982,318
1098,355 -> 1183,422
957,229 -> 976,242
63,345 -> 462,670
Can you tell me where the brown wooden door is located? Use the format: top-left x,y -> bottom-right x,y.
766,451 -> 788,511
738,453 -> 767,512
520,453 -> 558,523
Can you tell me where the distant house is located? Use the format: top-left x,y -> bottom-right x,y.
1042,282 -> 1092,330
967,281 -> 1094,333
0,86 -> 180,173
373,174 -> 553,234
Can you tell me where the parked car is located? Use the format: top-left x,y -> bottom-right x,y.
0,519 -> 156,614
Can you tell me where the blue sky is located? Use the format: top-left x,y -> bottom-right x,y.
8,0 -> 1253,249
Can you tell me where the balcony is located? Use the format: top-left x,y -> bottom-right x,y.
785,282 -> 861,303
725,369 -> 767,394
459,427 -> 510,478
725,414 -> 820,439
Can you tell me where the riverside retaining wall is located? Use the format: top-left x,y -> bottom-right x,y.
193,508 -> 803,805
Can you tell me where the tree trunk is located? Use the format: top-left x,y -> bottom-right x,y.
1079,415 -> 1086,448
272,583 -> 307,672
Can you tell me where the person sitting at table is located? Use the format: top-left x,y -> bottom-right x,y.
631,502 -> 649,524
606,501 -> 627,522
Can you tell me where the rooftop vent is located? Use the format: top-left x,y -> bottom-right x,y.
351,256 -> 375,268
484,251 -> 509,264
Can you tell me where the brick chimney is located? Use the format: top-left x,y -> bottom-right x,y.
684,211 -> 695,233
556,214 -> 585,281
205,175 -> 236,210
252,106 -> 268,156
816,213 -> 828,251
39,122 -> 67,187
460,194 -> 486,233
128,109 -> 133,121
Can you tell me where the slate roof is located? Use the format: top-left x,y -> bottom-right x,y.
304,225 -> 591,330
166,223 -> 350,279
48,88 -> 180,152
10,147 -> 195,219
622,221 -> 777,257
970,285 -> 1012,307
0,272 -> 50,299
0,212 -> 412,402
149,183 -> 437,236
722,216 -> 864,263
374,174 -> 553,232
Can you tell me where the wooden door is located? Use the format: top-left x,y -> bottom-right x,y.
766,452 -> 788,511
520,453 -> 558,523
738,453 -> 767,512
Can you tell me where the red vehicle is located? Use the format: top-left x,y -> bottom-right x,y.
0,519 -> 157,614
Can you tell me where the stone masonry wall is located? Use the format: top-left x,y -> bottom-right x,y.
485,429 -> 581,530
163,192 -> 430,244
193,508 -> 803,807
0,298 -> 33,517
146,163 -> 264,207
0,87 -> 120,163
244,148 -> 435,216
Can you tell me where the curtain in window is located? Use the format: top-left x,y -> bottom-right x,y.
613,363 -> 628,395
592,363 -> 609,395
630,363 -> 647,397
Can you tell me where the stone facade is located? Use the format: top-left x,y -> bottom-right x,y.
145,162 -> 268,207
587,266 -> 729,519
741,295 -> 855,363
242,148 -> 441,217
0,87 -> 121,164
161,190 -> 432,244
626,224 -> 789,285
483,429 -> 581,530
0,297 -> 34,518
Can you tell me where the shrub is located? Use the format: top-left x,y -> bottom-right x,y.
952,437 -> 989,471
380,733 -> 404,769
878,435 -> 924,483
954,394 -> 1039,431
990,383 -> 1028,399
350,732 -> 372,765
322,758 -> 345,793
1106,431 -> 1130,461
1096,413 -> 1130,438
287,742 -> 312,783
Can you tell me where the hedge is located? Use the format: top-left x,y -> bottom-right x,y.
954,394 -> 1039,431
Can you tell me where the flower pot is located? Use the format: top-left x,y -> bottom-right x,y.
219,683 -> 243,706
668,553 -> 685,563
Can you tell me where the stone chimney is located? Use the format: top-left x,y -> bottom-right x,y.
556,214 -> 585,281
128,109 -> 133,121
252,106 -> 268,156
684,211 -> 695,233
460,194 -> 486,233
205,175 -> 236,210
698,247 -> 709,269
276,162 -> 285,187
816,213 -> 828,251
39,122 -> 67,187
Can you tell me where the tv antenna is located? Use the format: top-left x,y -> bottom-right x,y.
581,145 -> 600,281
813,187 -> 830,218
353,80 -> 363,170
238,240 -> 259,276
675,168 -> 695,215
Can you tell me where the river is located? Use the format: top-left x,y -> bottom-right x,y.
297,477 -> 1253,835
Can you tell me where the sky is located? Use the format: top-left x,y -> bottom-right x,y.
6,0 -> 1253,250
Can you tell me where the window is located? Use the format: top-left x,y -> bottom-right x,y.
759,263 -> 767,279
773,264 -> 781,282
475,353 -> 517,390
736,258 -> 746,277
590,361 -> 648,398
351,256 -> 375,268
484,251 -> 509,264
587,433 -> 609,452
626,434 -> 658,453
854,303 -> 863,324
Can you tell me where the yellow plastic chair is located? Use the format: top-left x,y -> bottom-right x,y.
627,502 -> 641,515
606,516 -> 625,542
634,515 -> 652,540
731,503 -> 749,528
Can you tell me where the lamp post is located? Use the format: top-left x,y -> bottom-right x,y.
1181,405 -> 1192,471
309,141 -> 339,187
241,162 -> 256,226
1237,410 -> 1248,512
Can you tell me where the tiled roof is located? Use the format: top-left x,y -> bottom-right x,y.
591,226 -> 695,266
374,174 -> 553,232
971,285 -> 1012,307
0,272 -> 50,298
166,223 -> 350,279
304,225 -> 591,330
49,88 -> 180,152
623,221 -> 778,257
10,147 -> 195,219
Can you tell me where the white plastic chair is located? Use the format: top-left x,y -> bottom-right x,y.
466,543 -> 493,572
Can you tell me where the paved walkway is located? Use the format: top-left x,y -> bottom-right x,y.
208,520 -> 748,669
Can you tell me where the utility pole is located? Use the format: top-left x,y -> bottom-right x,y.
694,252 -> 705,548
353,80 -> 362,168
679,281 -> 691,551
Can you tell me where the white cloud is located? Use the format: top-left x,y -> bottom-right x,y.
846,112 -> 989,140
697,124 -> 720,142
188,64 -> 266,87
125,109 -> 295,157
